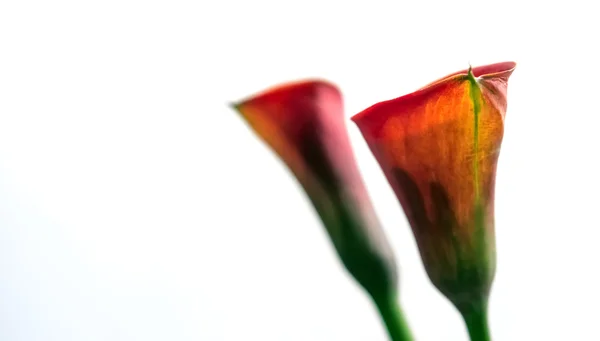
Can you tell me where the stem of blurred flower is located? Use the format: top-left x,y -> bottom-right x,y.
462,299 -> 491,341
374,295 -> 413,341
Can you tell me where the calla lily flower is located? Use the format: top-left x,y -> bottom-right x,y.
352,62 -> 516,340
231,80 -> 412,341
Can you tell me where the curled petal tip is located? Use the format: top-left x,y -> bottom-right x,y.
467,64 -> 475,81
472,61 -> 516,78
228,101 -> 241,111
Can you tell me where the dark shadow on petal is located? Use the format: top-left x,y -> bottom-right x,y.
388,169 -> 493,306
296,120 -> 342,193
391,168 -> 431,237
429,182 -> 460,235
429,183 -> 492,307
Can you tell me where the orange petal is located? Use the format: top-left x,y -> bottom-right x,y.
352,62 -> 516,307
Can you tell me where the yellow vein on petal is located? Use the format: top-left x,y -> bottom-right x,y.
467,65 -> 482,202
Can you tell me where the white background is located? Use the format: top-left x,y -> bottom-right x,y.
1,1 -> 598,340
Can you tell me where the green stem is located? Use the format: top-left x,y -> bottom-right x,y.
462,300 -> 491,341
374,296 -> 414,341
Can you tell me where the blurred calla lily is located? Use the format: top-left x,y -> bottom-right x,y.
352,62 -> 516,340
232,80 -> 412,341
